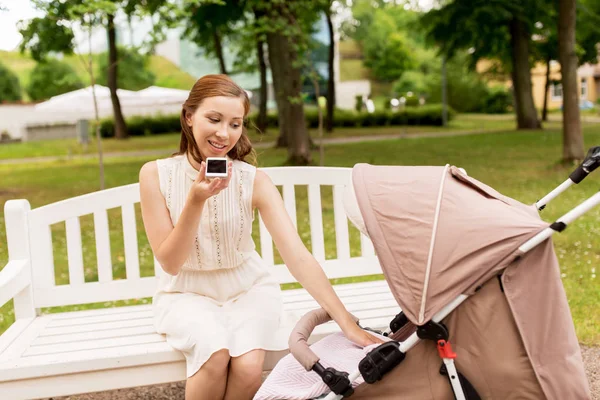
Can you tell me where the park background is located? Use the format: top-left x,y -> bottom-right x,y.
0,0 -> 599,397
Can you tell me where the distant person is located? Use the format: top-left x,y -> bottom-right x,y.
366,98 -> 375,113
138,74 -> 381,400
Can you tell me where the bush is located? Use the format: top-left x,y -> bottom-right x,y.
26,59 -> 84,101
481,86 -> 512,114
98,105 -> 455,138
97,47 -> 155,91
0,62 -> 22,103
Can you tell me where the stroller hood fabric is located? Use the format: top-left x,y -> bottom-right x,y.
352,164 -> 590,399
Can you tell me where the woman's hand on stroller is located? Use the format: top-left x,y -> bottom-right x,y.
341,319 -> 385,347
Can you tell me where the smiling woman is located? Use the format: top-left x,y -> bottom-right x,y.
137,74 -> 379,400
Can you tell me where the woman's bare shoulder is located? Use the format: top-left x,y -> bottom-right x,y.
139,160 -> 158,182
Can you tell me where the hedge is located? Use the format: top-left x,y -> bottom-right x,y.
97,104 -> 455,138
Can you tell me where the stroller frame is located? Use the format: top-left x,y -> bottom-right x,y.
297,147 -> 600,400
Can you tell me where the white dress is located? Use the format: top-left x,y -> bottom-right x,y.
152,154 -> 287,378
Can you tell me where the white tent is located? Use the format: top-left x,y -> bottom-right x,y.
31,85 -> 191,122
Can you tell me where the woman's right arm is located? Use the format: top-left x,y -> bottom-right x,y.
139,161 -> 205,275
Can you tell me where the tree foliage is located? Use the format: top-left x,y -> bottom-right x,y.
0,62 -> 22,103
345,2 -> 417,82
96,47 -> 155,90
26,59 -> 84,101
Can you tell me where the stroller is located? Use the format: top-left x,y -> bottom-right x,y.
256,147 -> 600,400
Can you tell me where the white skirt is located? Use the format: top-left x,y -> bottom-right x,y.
153,252 -> 287,378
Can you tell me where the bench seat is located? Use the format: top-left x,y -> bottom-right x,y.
0,280 -> 396,399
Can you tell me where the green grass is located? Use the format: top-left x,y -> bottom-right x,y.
148,56 -> 197,90
1,125 -> 600,345
0,114 -> 565,161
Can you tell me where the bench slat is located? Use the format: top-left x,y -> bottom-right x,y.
281,279 -> 389,299
122,203 -> 140,280
259,214 -> 274,265
93,210 -> 113,283
29,223 -> 55,289
47,309 -> 152,328
48,303 -> 151,321
0,316 -> 52,362
29,184 -> 140,226
284,293 -> 395,311
263,167 -> 351,186
66,217 -> 85,285
272,256 -> 382,284
308,184 -> 325,262
0,341 -> 181,382
361,233 -> 375,257
34,277 -> 157,309
282,184 -> 297,229
333,184 -> 350,260
153,256 -> 163,278
34,325 -> 156,346
42,318 -> 151,336
25,333 -> 164,357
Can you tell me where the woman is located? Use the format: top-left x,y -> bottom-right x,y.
139,74 -> 380,400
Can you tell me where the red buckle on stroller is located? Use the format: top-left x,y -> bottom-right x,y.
437,340 -> 456,359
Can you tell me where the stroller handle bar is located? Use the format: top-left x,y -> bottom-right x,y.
536,145 -> 600,210
289,308 -> 360,372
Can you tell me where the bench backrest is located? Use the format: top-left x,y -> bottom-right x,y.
5,167 -> 380,312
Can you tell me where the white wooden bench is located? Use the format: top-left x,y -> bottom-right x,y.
0,167 -> 397,399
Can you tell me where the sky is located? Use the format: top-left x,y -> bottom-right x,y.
0,0 -> 44,51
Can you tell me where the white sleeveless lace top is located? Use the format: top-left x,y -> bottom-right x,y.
155,154 -> 257,271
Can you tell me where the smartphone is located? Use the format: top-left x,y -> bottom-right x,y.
205,157 -> 228,178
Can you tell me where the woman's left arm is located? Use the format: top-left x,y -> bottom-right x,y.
253,170 -> 382,347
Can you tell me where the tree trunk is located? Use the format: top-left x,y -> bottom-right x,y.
325,9 -> 335,133
558,0 -> 584,161
212,27 -> 228,75
267,32 -> 290,148
266,29 -> 311,165
256,38 -> 268,133
509,18 -> 541,130
107,14 -> 128,140
542,55 -> 551,122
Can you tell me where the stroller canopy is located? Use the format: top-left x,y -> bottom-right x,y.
352,164 -> 548,325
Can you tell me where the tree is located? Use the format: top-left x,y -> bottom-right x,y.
20,0 -> 178,140
325,2 -> 336,133
0,62 -> 22,103
26,59 -> 84,101
558,0 -> 583,161
249,0 -> 325,165
422,0 -> 544,129
183,0 -> 246,75
97,46 -> 155,90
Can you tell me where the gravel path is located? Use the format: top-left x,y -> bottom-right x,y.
48,345 -> 599,400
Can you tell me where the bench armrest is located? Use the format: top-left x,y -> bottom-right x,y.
0,259 -> 31,309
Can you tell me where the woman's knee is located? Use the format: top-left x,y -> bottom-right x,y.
200,349 -> 231,377
230,350 -> 265,385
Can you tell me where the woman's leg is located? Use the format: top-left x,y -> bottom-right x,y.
186,349 -> 231,400
223,349 -> 266,400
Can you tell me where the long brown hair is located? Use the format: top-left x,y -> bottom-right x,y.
176,74 -> 256,165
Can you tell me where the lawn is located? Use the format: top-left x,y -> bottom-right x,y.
0,114 -> 565,160
0,125 -> 599,346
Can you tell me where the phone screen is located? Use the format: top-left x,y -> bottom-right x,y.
207,159 -> 227,174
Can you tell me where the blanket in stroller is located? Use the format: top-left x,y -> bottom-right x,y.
254,332 -> 387,400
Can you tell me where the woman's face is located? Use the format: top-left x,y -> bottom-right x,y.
185,95 -> 245,160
